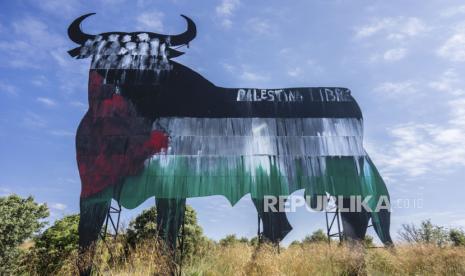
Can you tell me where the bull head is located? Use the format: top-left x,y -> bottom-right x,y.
67,13 -> 196,70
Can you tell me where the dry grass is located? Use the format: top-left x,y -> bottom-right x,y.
58,241 -> 465,275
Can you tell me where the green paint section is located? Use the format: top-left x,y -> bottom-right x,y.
361,156 -> 390,241
80,154 -> 390,243
81,155 -> 389,210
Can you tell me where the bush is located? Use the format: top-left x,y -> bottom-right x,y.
23,214 -> 79,275
398,219 -> 449,246
126,204 -> 210,264
363,235 -> 375,247
0,195 -> 48,274
302,229 -> 329,243
449,228 -> 465,246
126,206 -> 158,245
219,234 -> 251,246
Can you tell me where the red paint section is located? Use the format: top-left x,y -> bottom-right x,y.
77,71 -> 168,198
145,131 -> 169,153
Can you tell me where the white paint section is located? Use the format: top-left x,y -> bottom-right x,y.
152,117 -> 365,157
154,117 -> 363,138
78,36 -> 172,71
165,136 -> 364,156
150,117 -> 367,180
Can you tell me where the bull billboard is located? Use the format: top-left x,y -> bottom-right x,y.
68,12 -> 393,272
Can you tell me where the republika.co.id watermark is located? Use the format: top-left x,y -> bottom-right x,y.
263,195 -> 423,213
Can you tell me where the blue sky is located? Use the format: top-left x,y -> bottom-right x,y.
1,0 -> 465,244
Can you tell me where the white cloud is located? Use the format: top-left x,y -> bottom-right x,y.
36,0 -> 80,17
0,81 -> 18,95
12,17 -> 64,46
137,11 -> 164,31
428,69 -> 464,95
398,18 -> 427,37
221,62 -> 235,73
448,98 -> 465,126
441,5 -> 465,17
383,48 -> 407,61
220,18 -> 232,28
375,81 -> 417,96
287,67 -> 302,77
70,100 -> 87,109
0,17 -> 67,69
1,17 -> 88,97
216,0 -> 240,16
355,18 -> 395,38
372,122 -> 465,179
355,17 -> 426,40
0,187 -> 11,196
5,17 -> 86,96
50,203 -> 67,211
101,0 -> 127,4
22,112 -> 47,129
50,130 -> 74,136
305,59 -> 324,74
31,75 -> 48,87
216,0 -> 240,28
37,97 -> 57,107
0,41 -> 41,69
239,70 -> 269,82
372,70 -> 465,179
50,49 -> 73,68
437,31 -> 465,62
247,18 -> 272,35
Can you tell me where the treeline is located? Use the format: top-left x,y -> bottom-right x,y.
1,194 -> 465,275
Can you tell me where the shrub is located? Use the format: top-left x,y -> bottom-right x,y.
449,228 -> 465,246
398,219 -> 450,246
23,214 -> 79,275
0,195 -> 48,274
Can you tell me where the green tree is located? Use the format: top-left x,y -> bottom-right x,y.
126,206 -> 158,244
126,205 -> 209,263
449,228 -> 465,246
181,205 -> 211,263
239,237 -> 249,244
302,229 -> 328,243
219,234 -> 241,246
24,214 -> 80,274
218,235 -> 250,246
289,240 -> 302,247
0,195 -> 49,274
399,219 -> 449,246
249,236 -> 259,246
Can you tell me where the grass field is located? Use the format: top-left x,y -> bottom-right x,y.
55,240 -> 465,275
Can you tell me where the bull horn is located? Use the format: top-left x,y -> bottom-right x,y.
68,13 -> 96,45
169,15 -> 196,46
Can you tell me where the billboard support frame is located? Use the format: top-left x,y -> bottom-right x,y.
325,207 -> 343,243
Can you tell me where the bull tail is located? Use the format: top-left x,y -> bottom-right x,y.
362,155 -> 393,246
156,198 -> 186,250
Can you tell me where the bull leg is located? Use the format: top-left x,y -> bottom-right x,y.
340,197 -> 370,242
372,209 -> 394,246
252,198 -> 292,243
78,198 -> 111,276
156,198 -> 186,250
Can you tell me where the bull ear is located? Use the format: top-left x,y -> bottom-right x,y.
68,47 -> 81,57
166,48 -> 185,58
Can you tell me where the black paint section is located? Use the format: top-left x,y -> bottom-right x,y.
97,62 -> 363,119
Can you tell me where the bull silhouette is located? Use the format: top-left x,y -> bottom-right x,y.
68,13 -> 393,273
